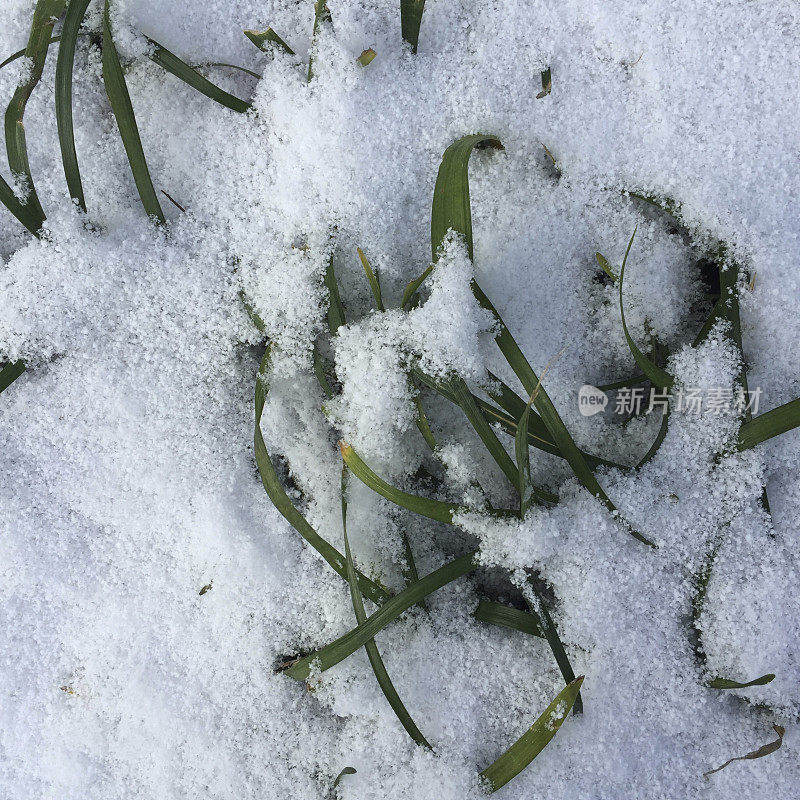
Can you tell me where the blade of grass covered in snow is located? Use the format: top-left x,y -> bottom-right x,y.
635,407 -> 670,468
526,584 -> 583,714
340,441 -> 458,524
313,343 -> 334,399
333,767 -> 357,788
341,467 -> 431,749
737,397 -> 800,450
281,549 -> 479,680
206,62 -> 262,80
706,674 -> 775,689
0,175 -> 41,236
5,0 -> 67,230
704,724 -> 784,778
308,0 -> 332,83
425,135 -> 652,544
146,38 -> 252,113
400,0 -> 426,53
102,0 -> 165,224
0,360 -> 26,394
244,28 -> 295,55
515,393 -> 537,517
255,348 -> 391,605
597,373 -> 647,391
55,0 -> 91,211
479,677 -> 584,793
474,600 -> 545,638
325,256 -> 347,334
618,228 -> 674,390
358,247 -> 384,311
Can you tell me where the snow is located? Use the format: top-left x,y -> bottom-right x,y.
1,1 -> 799,798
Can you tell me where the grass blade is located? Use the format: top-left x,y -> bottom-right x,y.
340,441 -> 457,524
737,398 -> 800,450
526,584 -> 583,714
479,677 -> 584,792
333,767 -> 356,788
704,724 -> 784,777
400,0 -> 426,53
429,134 -> 652,545
618,228 -> 674,389
308,0 -> 332,83
0,176 -> 41,235
101,0 -> 165,224
706,674 -> 775,689
324,256 -> 346,334
515,393 -> 537,517
255,348 -> 391,605
244,28 -> 295,55
474,600 -> 545,638
0,360 -> 26,394
56,0 -> 91,211
4,0 -> 66,230
281,550 -> 479,680
535,67 -> 552,99
413,393 -> 438,451
206,62 -> 262,80
341,467 -> 431,748
147,38 -> 252,113
357,247 -> 384,311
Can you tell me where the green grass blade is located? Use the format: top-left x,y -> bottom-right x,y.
515,394 -> 536,517
341,468 -> 431,748
479,677 -> 584,792
400,0 -> 426,53
313,342 -> 334,399
333,767 -> 357,788
737,398 -> 800,451
535,67 -> 552,99
0,35 -> 64,71
618,228 -> 674,389
429,135 -> 651,544
474,600 -> 544,638
281,550 -> 479,680
56,0 -> 91,212
308,0 -> 332,83
635,407 -> 670,468
357,247 -> 384,311
0,175 -> 41,235
430,134 -> 503,262
255,348 -> 390,605
413,394 -> 438,451
101,0 -> 165,224
206,62 -> 262,80
597,373 -> 647,392
595,251 -> 617,281
707,674 -> 775,689
244,28 -> 295,55
0,360 -> 26,393
324,256 -> 346,334
4,0 -> 66,229
704,724 -> 784,777
527,585 -> 583,714
147,38 -> 252,113
340,441 -> 457,524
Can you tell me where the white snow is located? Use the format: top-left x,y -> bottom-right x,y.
1,1 -> 799,799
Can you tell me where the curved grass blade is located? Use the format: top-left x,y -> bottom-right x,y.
56,0 -> 91,211
428,135 -> 652,544
0,176 -> 41,235
526,584 -> 583,714
333,767 -> 356,788
595,251 -> 617,281
4,0 -> 67,230
244,28 -> 295,55
474,600 -> 544,638
313,342 -> 334,399
0,360 -> 26,394
0,35 -> 65,71
479,677 -> 584,792
206,62 -> 262,80
618,228 -> 674,389
704,724 -> 784,777
102,0 -> 165,224
706,674 -> 775,690
255,348 -> 390,605
308,0 -> 332,83
341,467 -> 431,748
340,441 -> 457,524
635,407 -> 669,468
324,256 -> 346,334
281,550 -> 479,680
357,247 -> 384,311
737,398 -> 800,451
147,38 -> 252,113
413,394 -> 437,451
516,392 -> 537,517
400,0 -> 426,53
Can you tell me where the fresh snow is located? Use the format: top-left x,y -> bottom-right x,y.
1,1 -> 799,798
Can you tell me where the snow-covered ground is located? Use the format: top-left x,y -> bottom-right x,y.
1,1 -> 799,798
